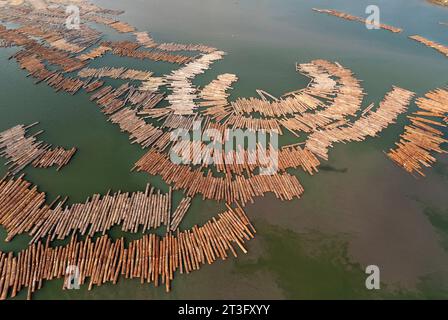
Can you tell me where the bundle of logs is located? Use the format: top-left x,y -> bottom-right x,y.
0,124 -> 77,174
14,52 -> 84,94
387,87 -> 448,176
32,147 -> 77,170
165,51 -> 226,114
169,197 -> 192,231
306,86 -> 415,159
0,205 -> 255,299
409,35 -> 448,57
103,41 -> 194,64
0,174 -> 175,242
108,21 -> 136,33
157,42 -> 217,53
312,8 -> 402,33
108,108 -> 165,148
78,67 -> 154,81
133,150 -> 305,205
199,74 -> 238,111
17,41 -> 86,72
170,139 -> 320,175
134,31 -> 158,48
78,46 -> 111,61
90,83 -> 130,115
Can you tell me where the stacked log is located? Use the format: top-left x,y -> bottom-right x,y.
0,175 -> 173,242
230,92 -> 323,118
409,35 -> 448,57
108,108 -> 165,148
157,43 -> 217,53
32,147 -> 77,171
134,31 -> 157,48
165,51 -> 226,114
162,114 -> 199,131
313,8 -> 403,33
109,21 -> 136,33
127,90 -> 165,110
103,41 -> 194,64
43,72 -> 85,94
134,150 -> 304,205
223,114 -> 283,134
199,74 -> 238,111
0,206 -> 255,299
387,88 -> 448,176
6,9 -> 101,49
47,39 -> 85,54
171,139 -> 320,175
0,24 -> 32,46
0,124 -> 76,174
169,197 -> 192,231
19,42 -> 86,72
306,86 -> 415,159
139,77 -> 167,92
78,67 -> 154,81
78,46 -> 111,61
83,79 -> 104,93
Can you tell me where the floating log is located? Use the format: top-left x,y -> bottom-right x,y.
32,147 -> 77,171
409,35 -> 448,57
0,124 -> 77,174
78,67 -> 154,81
199,73 -> 238,115
313,8 -> 402,33
170,139 -> 320,175
102,41 -> 194,64
165,51 -> 226,114
306,86 -> 415,160
134,31 -> 157,48
134,150 -> 305,205
108,108 -> 165,148
0,175 -> 175,242
0,205 -> 255,299
78,46 -> 111,61
387,87 -> 448,176
157,43 -> 217,54
169,197 -> 192,231
108,21 -> 136,33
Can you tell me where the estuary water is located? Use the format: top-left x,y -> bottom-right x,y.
0,0 -> 447,299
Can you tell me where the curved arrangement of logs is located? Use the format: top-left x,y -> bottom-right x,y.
133,150 -> 305,205
0,0 -> 446,301
387,87 -> 448,176
165,51 -> 226,115
306,86 -> 415,160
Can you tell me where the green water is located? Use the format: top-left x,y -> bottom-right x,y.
1,0 -> 448,299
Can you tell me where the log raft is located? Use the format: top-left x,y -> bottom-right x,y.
134,150 -> 305,205
0,206 -> 255,300
312,8 -> 403,33
409,35 -> 448,57
0,175 -> 177,243
387,87 -> 448,176
0,124 -> 77,174
306,86 -> 415,160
